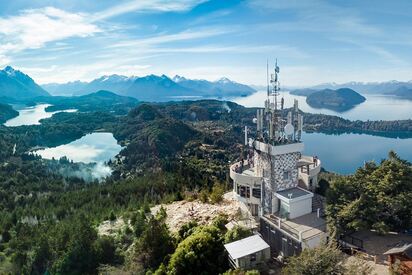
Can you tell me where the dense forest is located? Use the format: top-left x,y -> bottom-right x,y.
0,103 -> 18,123
0,96 -> 411,273
326,151 -> 412,235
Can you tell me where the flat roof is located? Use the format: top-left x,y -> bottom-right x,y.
224,235 -> 269,259
277,187 -> 312,200
263,212 -> 326,241
384,243 -> 412,256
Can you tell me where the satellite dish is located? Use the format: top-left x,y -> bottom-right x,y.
252,118 -> 257,124
284,123 -> 294,136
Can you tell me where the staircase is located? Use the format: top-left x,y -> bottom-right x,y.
312,193 -> 326,217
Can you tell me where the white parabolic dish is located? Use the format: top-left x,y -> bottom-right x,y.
284,123 -> 294,135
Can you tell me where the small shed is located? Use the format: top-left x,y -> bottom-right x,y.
224,235 -> 270,269
383,243 -> 412,275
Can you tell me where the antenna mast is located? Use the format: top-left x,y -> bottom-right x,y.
265,59 -> 283,141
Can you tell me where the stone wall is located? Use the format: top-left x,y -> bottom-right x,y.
274,152 -> 300,191
254,148 -> 300,213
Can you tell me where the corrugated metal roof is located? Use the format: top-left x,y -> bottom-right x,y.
224,235 -> 269,259
383,243 -> 412,255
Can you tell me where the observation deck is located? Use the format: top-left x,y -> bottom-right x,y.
298,155 -> 321,177
298,155 -> 321,190
229,160 -> 262,188
230,160 -> 262,206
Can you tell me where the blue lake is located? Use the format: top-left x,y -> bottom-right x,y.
32,132 -> 122,180
33,132 -> 122,163
302,132 -> 412,174
4,104 -> 76,127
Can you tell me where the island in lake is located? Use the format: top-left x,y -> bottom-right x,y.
300,88 -> 366,112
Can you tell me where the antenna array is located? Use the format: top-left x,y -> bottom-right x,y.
254,60 -> 303,144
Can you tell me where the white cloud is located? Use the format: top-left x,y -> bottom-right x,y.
107,28 -> 232,48
93,0 -> 208,21
0,7 -> 100,56
0,55 -> 11,67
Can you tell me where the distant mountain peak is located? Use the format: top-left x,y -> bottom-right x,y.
95,74 -> 132,83
3,66 -> 17,76
172,75 -> 187,82
0,66 -> 49,98
216,77 -> 232,84
4,65 -> 15,72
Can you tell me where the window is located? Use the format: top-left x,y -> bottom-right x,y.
239,186 -> 250,198
239,186 -> 246,197
252,188 -> 261,198
250,253 -> 256,262
279,201 -> 290,218
283,170 -> 291,180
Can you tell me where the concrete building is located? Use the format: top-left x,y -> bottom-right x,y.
229,61 -> 326,260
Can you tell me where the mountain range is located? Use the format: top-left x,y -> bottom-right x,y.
0,66 -> 49,99
42,74 -> 256,101
1,65 -> 411,102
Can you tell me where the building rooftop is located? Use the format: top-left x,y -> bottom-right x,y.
224,234 -> 270,259
384,243 -> 412,257
277,187 -> 312,200
263,212 -> 326,241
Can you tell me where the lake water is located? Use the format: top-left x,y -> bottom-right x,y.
302,132 -> 412,174
233,91 -> 412,121
4,104 -> 77,127
33,132 -> 122,180
33,132 -> 122,163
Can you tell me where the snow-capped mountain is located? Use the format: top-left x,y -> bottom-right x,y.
0,66 -> 49,99
172,75 -> 256,97
42,74 -> 256,100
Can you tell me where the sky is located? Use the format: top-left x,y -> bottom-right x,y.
0,0 -> 411,86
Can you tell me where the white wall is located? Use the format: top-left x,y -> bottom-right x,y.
302,232 -> 327,249
238,247 -> 271,269
289,197 -> 312,219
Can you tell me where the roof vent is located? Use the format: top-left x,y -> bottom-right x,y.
288,193 -> 293,199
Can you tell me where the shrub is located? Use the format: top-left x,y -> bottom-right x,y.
109,211 -> 116,221
224,226 -> 253,244
209,183 -> 225,204
199,189 -> 209,203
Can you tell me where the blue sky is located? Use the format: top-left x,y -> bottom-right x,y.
0,0 -> 411,86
